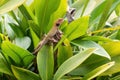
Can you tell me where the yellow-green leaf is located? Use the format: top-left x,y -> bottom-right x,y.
64,16 -> 89,41
1,41 -> 34,67
37,45 -> 54,80
0,54 -> 13,76
35,0 -> 61,34
11,65 -> 40,80
102,41 -> 120,57
82,61 -> 115,80
46,0 -> 67,32
0,0 -> 26,14
54,48 -> 97,80
57,39 -> 73,66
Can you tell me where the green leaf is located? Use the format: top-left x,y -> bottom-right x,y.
0,54 -> 13,76
0,0 -> 9,7
82,36 -> 112,42
35,0 -> 61,34
14,36 -> 31,49
1,41 -> 34,67
11,65 -> 40,80
28,20 -> 40,38
102,41 -> 120,57
37,45 -> 54,80
57,39 -> 73,66
72,40 -> 111,59
89,1 -> 106,27
64,16 -> 89,41
82,61 -> 115,80
69,54 -> 108,76
97,0 -> 114,29
71,0 -> 86,18
0,0 -> 26,14
46,0 -> 67,32
54,48 -> 97,80
30,27 -> 40,47
9,23 -> 24,37
100,56 -> 120,76
19,4 -> 34,20
80,0 -> 89,17
89,0 -> 120,29
115,4 -> 120,16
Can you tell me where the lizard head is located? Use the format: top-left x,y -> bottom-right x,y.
55,18 -> 64,27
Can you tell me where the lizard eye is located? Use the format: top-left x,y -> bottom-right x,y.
56,23 -> 60,27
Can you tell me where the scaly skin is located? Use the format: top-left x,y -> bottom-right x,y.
33,18 -> 63,54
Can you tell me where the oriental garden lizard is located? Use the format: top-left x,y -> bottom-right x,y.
33,18 -> 64,55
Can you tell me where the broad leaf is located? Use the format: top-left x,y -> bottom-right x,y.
46,0 -> 67,32
54,48 -> 97,80
35,0 -> 61,34
69,54 -> 109,76
0,54 -> 13,76
101,56 -> 120,76
0,0 -> 26,14
82,61 -> 115,80
1,41 -> 34,67
64,16 -> 89,41
11,65 -> 40,80
57,39 -> 73,66
37,45 -> 54,80
72,40 -> 111,59
102,41 -> 120,57
89,0 -> 120,29
14,37 -> 31,49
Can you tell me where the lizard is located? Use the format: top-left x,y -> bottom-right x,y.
33,18 -> 64,55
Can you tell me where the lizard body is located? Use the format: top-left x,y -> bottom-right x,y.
33,18 -> 63,54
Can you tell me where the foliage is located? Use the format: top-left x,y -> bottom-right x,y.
0,0 -> 120,80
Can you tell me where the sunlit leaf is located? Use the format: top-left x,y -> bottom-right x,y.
82,36 -> 112,42
100,56 -> 120,76
82,61 -> 115,80
64,16 -> 89,41
35,0 -> 61,34
1,41 -> 34,67
54,48 -> 97,80
102,41 -> 120,57
72,40 -> 111,59
115,4 -> 120,16
46,0 -> 67,32
14,36 -> 31,49
0,0 -> 26,14
89,0 -> 120,29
